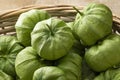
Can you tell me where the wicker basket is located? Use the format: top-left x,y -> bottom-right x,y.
0,5 -> 120,35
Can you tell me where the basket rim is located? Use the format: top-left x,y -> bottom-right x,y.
0,4 -> 120,21
0,4 -> 119,35
0,4 -> 119,26
0,5 -> 83,18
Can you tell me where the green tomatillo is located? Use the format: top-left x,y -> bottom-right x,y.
73,3 -> 113,46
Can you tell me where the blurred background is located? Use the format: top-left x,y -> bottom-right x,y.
0,0 -> 120,16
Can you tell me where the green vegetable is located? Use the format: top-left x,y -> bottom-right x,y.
67,22 -> 85,56
33,66 -> 67,80
56,50 -> 82,80
82,59 -> 97,80
0,70 -> 13,80
15,9 -> 50,46
71,40 -> 85,56
33,50 -> 82,80
0,36 -> 23,77
94,68 -> 120,80
67,22 -> 79,40
15,47 -> 47,80
66,22 -> 74,30
31,17 -> 74,60
85,34 -> 120,72
73,3 -> 112,46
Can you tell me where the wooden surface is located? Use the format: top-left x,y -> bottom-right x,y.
0,0 -> 120,17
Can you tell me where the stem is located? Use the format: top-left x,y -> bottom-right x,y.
46,24 -> 54,36
73,6 -> 83,16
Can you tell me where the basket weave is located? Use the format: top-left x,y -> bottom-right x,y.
0,5 -> 120,35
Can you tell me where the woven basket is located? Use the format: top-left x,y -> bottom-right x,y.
0,5 -> 120,35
